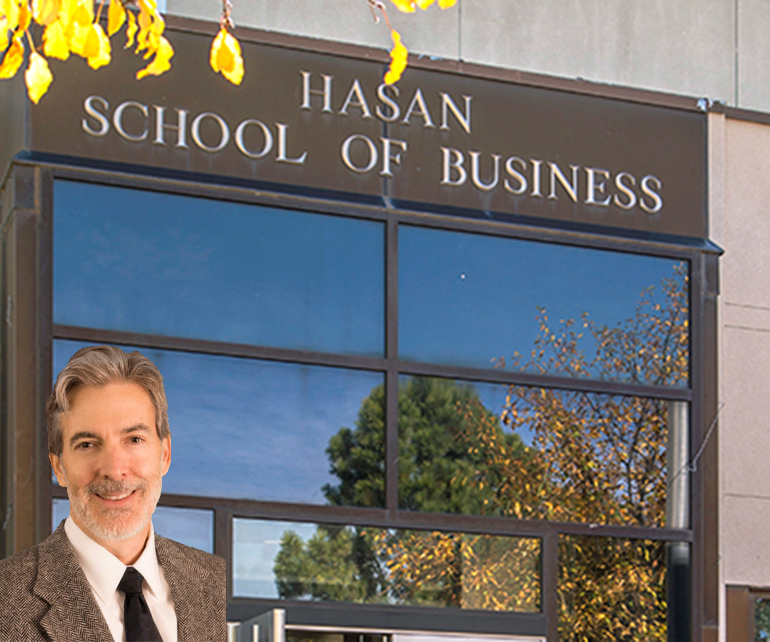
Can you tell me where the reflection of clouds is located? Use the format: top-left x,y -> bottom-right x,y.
55,341 -> 383,504
233,519 -> 318,598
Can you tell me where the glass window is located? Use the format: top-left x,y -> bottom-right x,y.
54,180 -> 385,356
396,377 -> 678,528
52,498 -> 214,553
233,518 -> 540,613
559,536 -> 669,641
54,340 -> 385,506
757,597 -> 770,641
399,226 -> 688,385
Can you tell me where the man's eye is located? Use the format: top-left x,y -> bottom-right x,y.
130,436 -> 145,444
75,442 -> 93,450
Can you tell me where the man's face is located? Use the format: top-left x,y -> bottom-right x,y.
50,381 -> 171,545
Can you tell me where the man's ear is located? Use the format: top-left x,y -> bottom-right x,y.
50,452 -> 68,488
160,437 -> 171,477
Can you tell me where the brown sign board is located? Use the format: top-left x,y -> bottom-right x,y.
3,25 -> 707,238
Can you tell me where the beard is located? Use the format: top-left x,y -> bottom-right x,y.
64,464 -> 162,542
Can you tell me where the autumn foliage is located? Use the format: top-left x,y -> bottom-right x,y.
0,0 -> 456,104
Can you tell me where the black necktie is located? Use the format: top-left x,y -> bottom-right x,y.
118,567 -> 163,642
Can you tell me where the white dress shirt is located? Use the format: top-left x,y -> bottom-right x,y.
64,517 -> 178,642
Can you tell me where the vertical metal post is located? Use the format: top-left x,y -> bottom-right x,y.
667,401 -> 691,642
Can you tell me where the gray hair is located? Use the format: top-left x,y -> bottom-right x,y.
47,345 -> 170,456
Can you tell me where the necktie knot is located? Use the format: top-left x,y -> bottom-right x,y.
119,567 -> 146,595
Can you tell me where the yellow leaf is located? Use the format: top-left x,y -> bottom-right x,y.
383,29 -> 407,85
87,22 -> 110,69
32,0 -> 59,26
57,0 -> 75,26
107,0 -> 125,36
210,27 -> 244,85
135,1 -> 163,54
82,21 -> 99,58
136,33 -> 172,79
43,19 -> 69,59
0,37 -> 24,78
416,0 -> 434,7
2,0 -> 20,33
72,0 -> 91,25
16,0 -> 31,31
390,0 -> 415,12
438,0 -> 456,7
67,19 -> 88,55
215,33 -> 234,71
124,9 -> 136,48
25,50 -> 53,103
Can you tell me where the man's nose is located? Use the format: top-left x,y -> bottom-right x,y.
97,443 -> 131,479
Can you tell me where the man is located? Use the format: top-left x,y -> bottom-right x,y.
0,345 -> 225,641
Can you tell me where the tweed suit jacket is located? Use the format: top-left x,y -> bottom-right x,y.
0,521 -> 226,642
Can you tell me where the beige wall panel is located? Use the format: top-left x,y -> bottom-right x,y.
737,0 -> 770,112
719,118 -> 770,620
722,120 -> 770,307
722,495 -> 770,585
459,0 -> 735,103
166,0 -> 461,59
720,324 -> 770,497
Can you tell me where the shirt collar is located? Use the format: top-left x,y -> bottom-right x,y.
64,516 -> 162,601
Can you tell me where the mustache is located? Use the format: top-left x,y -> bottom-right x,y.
86,479 -> 148,497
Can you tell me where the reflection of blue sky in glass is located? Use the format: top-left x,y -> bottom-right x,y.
399,226 -> 686,377
233,518 -> 318,598
54,180 -> 384,357
53,498 -> 214,553
54,340 -> 384,504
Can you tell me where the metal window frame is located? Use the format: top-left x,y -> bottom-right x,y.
0,124 -> 717,639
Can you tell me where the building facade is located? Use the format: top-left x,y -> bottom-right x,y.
2,2 -> 769,641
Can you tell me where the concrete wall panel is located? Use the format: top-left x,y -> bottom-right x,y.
459,0 -> 734,103
722,120 -> 770,306
166,0 -> 461,59
737,0 -> 770,112
720,322 -> 770,497
722,496 -> 770,585
718,118 -> 770,593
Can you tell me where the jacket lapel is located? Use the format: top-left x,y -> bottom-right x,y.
156,535 -> 204,642
34,522 -> 114,642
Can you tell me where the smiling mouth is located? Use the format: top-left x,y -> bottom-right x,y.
95,490 -> 137,503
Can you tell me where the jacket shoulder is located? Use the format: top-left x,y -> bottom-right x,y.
155,536 -> 226,641
0,543 -> 49,641
156,535 -> 225,576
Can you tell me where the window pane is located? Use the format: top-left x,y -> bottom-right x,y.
153,506 -> 214,553
52,499 -> 214,553
396,377 -> 680,528
399,226 -> 688,385
54,180 -> 384,356
54,340 -> 384,506
558,536 -> 669,641
757,597 -> 770,640
52,498 -> 69,531
233,518 -> 540,612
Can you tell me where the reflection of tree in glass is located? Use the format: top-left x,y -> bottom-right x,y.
274,377 -> 538,610
461,263 -> 688,639
274,263 -> 688,636
756,598 -> 770,640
